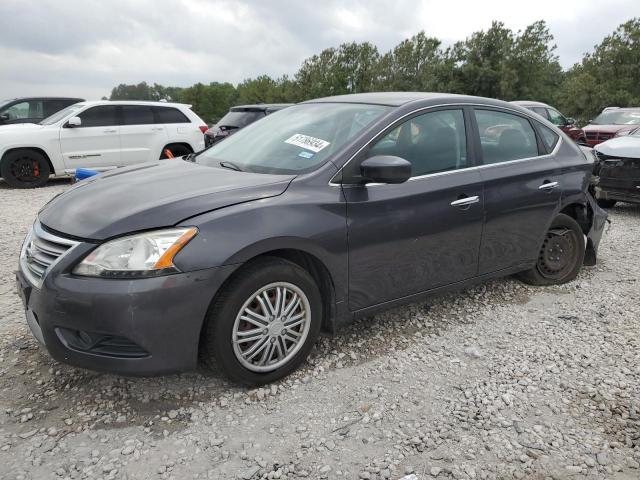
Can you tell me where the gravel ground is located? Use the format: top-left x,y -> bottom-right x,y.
0,179 -> 639,480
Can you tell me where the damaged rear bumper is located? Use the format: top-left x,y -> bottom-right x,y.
584,192 -> 608,266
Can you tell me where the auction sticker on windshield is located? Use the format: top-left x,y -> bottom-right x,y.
285,134 -> 330,153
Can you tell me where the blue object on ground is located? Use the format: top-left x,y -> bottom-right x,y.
75,168 -> 99,181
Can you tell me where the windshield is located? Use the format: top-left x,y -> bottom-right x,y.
631,127 -> 640,137
592,110 -> 640,125
217,110 -> 265,128
40,104 -> 83,125
197,103 -> 392,174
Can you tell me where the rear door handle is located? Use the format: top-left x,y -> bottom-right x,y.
450,196 -> 480,207
103,129 -> 117,133
538,181 -> 559,191
151,127 -> 164,132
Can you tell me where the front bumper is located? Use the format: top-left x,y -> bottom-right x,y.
16,235 -> 237,375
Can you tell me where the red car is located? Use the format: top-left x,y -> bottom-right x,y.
582,107 -> 640,146
511,101 -> 586,144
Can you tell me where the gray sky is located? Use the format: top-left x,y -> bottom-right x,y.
1,0 -> 638,100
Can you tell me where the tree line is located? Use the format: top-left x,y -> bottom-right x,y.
109,18 -> 640,125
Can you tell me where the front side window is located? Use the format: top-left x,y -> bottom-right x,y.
366,109 -> 468,177
1,100 -> 43,120
77,105 -> 119,127
547,108 -> 566,126
474,109 -> 539,164
122,105 -> 154,125
196,103 -> 392,174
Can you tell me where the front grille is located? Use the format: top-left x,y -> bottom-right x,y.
20,222 -> 79,287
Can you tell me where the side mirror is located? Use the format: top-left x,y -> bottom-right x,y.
566,117 -> 575,126
66,116 -> 82,128
588,119 -> 592,124
0,113 -> 9,122
360,155 -> 411,184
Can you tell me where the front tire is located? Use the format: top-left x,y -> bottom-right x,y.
200,257 -> 322,386
1,150 -> 50,188
517,213 -> 585,286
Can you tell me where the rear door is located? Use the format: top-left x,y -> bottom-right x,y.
344,107 -> 484,310
120,105 -> 168,164
59,105 -> 121,170
153,106 -> 196,151
473,108 -> 562,274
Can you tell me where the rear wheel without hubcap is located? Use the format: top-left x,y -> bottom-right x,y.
517,213 -> 585,286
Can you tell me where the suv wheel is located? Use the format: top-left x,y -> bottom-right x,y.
200,257 -> 322,386
1,150 -> 50,188
160,144 -> 191,159
517,213 -> 585,286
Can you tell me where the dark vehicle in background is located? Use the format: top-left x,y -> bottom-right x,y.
204,104 -> 291,147
511,101 -> 586,144
16,92 -> 606,385
591,126 -> 640,207
0,97 -> 84,126
582,107 -> 640,146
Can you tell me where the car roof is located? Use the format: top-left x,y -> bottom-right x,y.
230,104 -> 292,111
600,107 -> 640,112
302,92 -> 519,109
510,100 -> 551,108
2,96 -> 84,103
72,100 -> 192,108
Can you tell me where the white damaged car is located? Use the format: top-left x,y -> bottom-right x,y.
0,101 -> 207,188
592,126 -> 640,207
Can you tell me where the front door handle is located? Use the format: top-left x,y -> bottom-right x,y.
151,127 -> 164,132
450,196 -> 480,207
103,129 -> 117,133
538,181 -> 559,191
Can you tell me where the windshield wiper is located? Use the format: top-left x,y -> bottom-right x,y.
219,161 -> 243,172
183,153 -> 197,162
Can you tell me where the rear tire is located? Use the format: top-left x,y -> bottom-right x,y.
160,144 -> 192,159
596,199 -> 617,209
200,257 -> 322,386
1,150 -> 50,188
517,213 -> 585,286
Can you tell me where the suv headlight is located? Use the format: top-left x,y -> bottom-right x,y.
73,227 -> 197,278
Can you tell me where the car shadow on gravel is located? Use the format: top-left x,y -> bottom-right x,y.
0,177 -> 72,190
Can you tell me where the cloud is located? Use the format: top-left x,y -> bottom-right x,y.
0,0 -> 637,100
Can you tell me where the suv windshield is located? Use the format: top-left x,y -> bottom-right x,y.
40,104 -> 83,125
592,110 -> 640,125
217,110 -> 265,128
197,103 -> 392,174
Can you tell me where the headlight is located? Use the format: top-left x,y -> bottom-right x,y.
73,227 -> 197,278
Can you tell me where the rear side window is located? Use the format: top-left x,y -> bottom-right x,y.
78,105 -> 119,127
474,110 -> 539,164
368,109 -> 468,177
154,107 -> 190,124
122,105 -> 155,125
537,123 -> 560,151
530,107 -> 548,119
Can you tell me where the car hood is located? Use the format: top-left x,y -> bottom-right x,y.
594,136 -> 640,159
0,123 -> 43,131
38,160 -> 295,241
583,124 -> 637,134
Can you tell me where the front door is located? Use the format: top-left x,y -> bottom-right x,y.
59,105 -> 121,170
343,107 -> 484,311
472,108 -> 562,274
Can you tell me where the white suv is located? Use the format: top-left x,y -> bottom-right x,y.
0,101 -> 207,188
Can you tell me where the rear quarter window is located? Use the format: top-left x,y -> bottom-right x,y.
154,107 -> 190,124
537,123 -> 560,152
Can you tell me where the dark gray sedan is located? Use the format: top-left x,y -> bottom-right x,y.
16,93 -> 607,385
